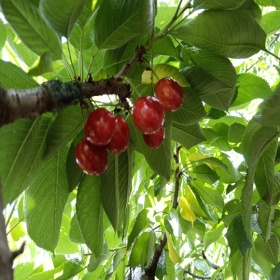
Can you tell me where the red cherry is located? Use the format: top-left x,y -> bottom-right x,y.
143,126 -> 165,149
107,116 -> 130,153
75,138 -> 108,175
84,108 -> 115,146
154,77 -> 184,112
132,96 -> 165,134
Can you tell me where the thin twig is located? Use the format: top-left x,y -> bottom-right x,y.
184,267 -> 211,279
202,251 -> 220,270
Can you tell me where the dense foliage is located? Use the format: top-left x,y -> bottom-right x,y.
1,0 -> 280,279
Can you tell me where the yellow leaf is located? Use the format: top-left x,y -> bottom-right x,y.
166,231 -> 181,264
179,196 -> 196,225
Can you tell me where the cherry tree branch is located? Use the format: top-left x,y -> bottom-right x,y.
184,267 -> 211,279
0,181 -> 24,280
0,77 -> 130,127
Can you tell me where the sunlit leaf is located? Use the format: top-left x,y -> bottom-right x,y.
94,0 -> 154,49
171,10 -> 266,58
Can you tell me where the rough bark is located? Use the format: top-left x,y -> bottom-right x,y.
0,77 -> 130,127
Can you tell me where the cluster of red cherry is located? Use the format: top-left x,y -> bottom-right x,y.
75,77 -> 183,176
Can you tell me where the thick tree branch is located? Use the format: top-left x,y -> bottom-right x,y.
0,78 -> 130,127
0,181 -> 24,280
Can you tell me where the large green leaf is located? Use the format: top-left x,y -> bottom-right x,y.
100,149 -> 133,231
191,180 -> 224,210
241,119 -> 279,245
255,138 -> 277,200
258,84 -> 280,127
129,113 -> 172,180
0,60 -> 37,89
39,0 -> 86,37
127,209 -> 149,249
0,117 -> 51,206
171,10 -> 266,58
255,233 -> 279,265
193,0 -> 246,10
172,88 -> 206,125
76,175 -> 104,257
270,262 -> 280,280
0,19 -> 7,50
25,146 -> 69,252
172,123 -> 206,149
94,0 -> 154,49
128,231 -> 156,268
1,0 -> 62,59
181,49 -> 237,88
255,0 -> 280,7
233,73 -> 272,107
45,105 -> 84,157
182,66 -> 235,110
261,11 -> 280,35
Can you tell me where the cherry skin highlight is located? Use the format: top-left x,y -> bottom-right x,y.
132,96 -> 165,134
84,108 -> 115,146
154,77 -> 184,112
75,138 -> 108,175
143,125 -> 165,148
107,116 -> 130,153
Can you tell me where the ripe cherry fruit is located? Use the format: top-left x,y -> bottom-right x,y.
75,138 -> 108,175
132,96 -> 165,134
143,125 -> 165,149
107,116 -> 130,153
154,77 -> 184,112
84,108 -> 115,146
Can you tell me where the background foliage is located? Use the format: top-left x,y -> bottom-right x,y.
1,0 -> 280,279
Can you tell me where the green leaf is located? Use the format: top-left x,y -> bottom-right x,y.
28,52 -> 53,76
258,84 -> 280,127
130,113 -> 172,180
1,0 -> 62,59
261,11 -> 280,35
55,261 -> 83,280
69,214 -> 84,244
150,35 -> 179,59
192,164 -> 219,184
233,73 -> 272,107
172,88 -> 206,125
203,222 -> 225,249
222,199 -> 241,226
39,0 -> 86,37
0,60 -> 38,89
46,105 -> 84,157
193,0 -> 246,10
171,10 -> 266,58
255,233 -> 279,265
270,262 -> 280,280
182,67 -> 235,110
255,0 -> 280,8
191,181 -> 224,210
55,213 -> 79,255
241,119 -> 279,243
127,209 -> 149,249
172,123 -> 206,149
226,214 -> 252,256
258,200 -> 275,242
181,48 -> 237,88
0,117 -> 51,206
255,138 -> 277,200
94,0 -> 154,49
76,175 -> 104,257
25,146 -> 69,252
228,123 -> 246,144
0,19 -> 7,50
100,150 -> 133,231
128,231 -> 156,268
